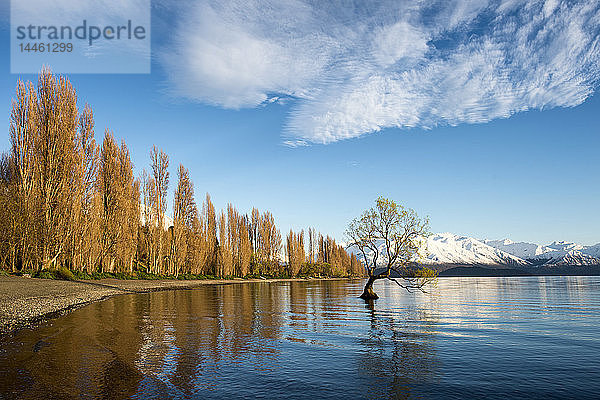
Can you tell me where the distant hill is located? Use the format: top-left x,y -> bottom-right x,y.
435,265 -> 600,277
438,266 -> 531,277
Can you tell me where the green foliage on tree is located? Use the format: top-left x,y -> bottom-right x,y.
346,197 -> 437,300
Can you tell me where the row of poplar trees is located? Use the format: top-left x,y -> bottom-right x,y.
0,69 -> 363,278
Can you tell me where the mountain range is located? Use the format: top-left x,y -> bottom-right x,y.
421,233 -> 600,267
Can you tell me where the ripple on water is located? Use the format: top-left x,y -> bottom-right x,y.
0,276 -> 599,399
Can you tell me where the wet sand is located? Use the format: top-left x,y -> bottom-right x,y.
0,276 -> 347,335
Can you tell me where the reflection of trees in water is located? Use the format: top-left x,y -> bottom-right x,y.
358,300 -> 440,400
0,284 -> 290,399
0,280 -> 438,399
135,283 -> 287,396
285,280 -> 361,347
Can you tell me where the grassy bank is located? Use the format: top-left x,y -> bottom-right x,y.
3,267 -> 360,282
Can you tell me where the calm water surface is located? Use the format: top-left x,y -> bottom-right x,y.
1,277 -> 599,399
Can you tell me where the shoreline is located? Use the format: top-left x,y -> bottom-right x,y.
0,276 -> 353,336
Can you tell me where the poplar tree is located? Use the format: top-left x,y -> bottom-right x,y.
218,209 -> 233,277
98,131 -> 139,272
71,105 -> 100,272
236,214 -> 252,277
0,154 -> 17,270
250,208 -> 281,275
286,230 -> 305,277
8,69 -> 87,270
9,79 -> 38,270
200,194 -> 218,275
150,146 -> 169,273
173,164 -> 197,276
224,205 -> 252,277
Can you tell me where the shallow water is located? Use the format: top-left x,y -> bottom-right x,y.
1,276 -> 599,399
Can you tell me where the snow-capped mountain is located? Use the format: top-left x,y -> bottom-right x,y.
547,241 -> 582,252
548,251 -> 600,266
348,233 -> 600,268
421,233 -> 529,266
348,233 -> 530,267
482,239 -> 555,259
484,239 -> 600,266
584,243 -> 600,259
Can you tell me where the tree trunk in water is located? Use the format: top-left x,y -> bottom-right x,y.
360,275 -> 379,300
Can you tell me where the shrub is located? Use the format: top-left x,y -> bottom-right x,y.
34,270 -> 56,280
55,267 -> 76,281
72,270 -> 94,280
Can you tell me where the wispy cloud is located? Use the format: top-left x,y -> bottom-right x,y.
160,0 -> 600,144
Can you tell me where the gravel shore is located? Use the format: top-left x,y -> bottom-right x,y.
0,276 -> 330,335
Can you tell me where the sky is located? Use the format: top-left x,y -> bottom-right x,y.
0,0 -> 599,245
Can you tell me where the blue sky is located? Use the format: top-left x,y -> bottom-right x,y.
1,0 -> 599,245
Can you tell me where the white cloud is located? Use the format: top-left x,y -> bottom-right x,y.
161,0 -> 334,108
371,21 -> 429,67
160,0 -> 600,144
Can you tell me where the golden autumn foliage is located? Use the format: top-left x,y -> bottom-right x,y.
0,70 -> 364,278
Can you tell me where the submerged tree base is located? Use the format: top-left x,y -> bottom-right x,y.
359,289 -> 379,300
359,276 -> 379,300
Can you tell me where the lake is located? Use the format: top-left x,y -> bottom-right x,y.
1,276 -> 599,399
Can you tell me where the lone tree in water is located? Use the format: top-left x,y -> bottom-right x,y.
346,197 -> 437,300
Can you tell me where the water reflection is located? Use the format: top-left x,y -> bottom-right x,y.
359,300 -> 439,400
1,277 -> 599,399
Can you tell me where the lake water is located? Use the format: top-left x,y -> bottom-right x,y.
1,277 -> 599,399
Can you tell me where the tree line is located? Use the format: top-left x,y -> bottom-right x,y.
0,69 -> 363,278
